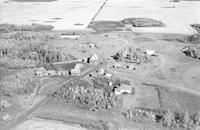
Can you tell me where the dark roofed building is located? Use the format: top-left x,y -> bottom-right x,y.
43,63 -> 57,75
43,63 -> 57,71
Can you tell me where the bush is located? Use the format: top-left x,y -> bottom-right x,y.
162,110 -> 176,127
191,24 -> 200,33
183,111 -> 190,127
182,45 -> 200,59
52,77 -> 125,111
0,75 -> 41,97
0,23 -> 54,33
125,107 -> 200,129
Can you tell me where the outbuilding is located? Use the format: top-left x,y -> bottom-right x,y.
89,54 -> 98,64
43,63 -> 57,75
105,73 -> 112,78
115,84 -> 133,95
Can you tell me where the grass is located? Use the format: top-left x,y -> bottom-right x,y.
0,74 -> 41,97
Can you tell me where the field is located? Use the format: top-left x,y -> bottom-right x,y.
0,0 -> 105,30
95,0 -> 200,34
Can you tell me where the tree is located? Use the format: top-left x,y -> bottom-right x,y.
183,111 -> 190,128
195,111 -> 200,123
162,109 -> 175,127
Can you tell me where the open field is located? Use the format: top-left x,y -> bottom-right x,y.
14,118 -> 87,130
0,0 -> 105,30
94,0 -> 200,34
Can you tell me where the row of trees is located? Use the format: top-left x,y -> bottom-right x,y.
125,108 -> 200,129
0,23 -> 54,33
162,110 -> 200,129
113,47 -> 149,64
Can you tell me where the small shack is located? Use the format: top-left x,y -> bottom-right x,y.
88,42 -> 96,48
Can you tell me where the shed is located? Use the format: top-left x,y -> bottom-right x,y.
88,42 -> 96,48
115,84 -> 133,95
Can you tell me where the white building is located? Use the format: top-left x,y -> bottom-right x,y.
70,63 -> 83,76
60,34 -> 80,40
98,68 -> 105,75
35,67 -> 47,76
88,42 -> 96,48
105,73 -> 112,78
145,50 -> 156,56
89,54 -> 98,64
115,84 -> 133,95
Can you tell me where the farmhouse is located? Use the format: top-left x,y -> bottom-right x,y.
70,63 -> 83,76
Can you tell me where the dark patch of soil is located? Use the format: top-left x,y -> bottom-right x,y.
88,21 -> 124,33
121,18 -> 165,27
43,21 -> 56,23
52,18 -> 62,20
74,23 -> 84,26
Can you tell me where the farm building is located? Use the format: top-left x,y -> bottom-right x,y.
56,70 -> 69,76
35,63 -> 57,76
43,63 -> 57,75
89,54 -> 98,64
35,67 -> 47,76
105,73 -> 112,78
115,84 -> 133,95
98,68 -> 105,75
60,34 -> 80,40
82,57 -> 89,63
70,63 -> 83,76
88,42 -> 96,48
